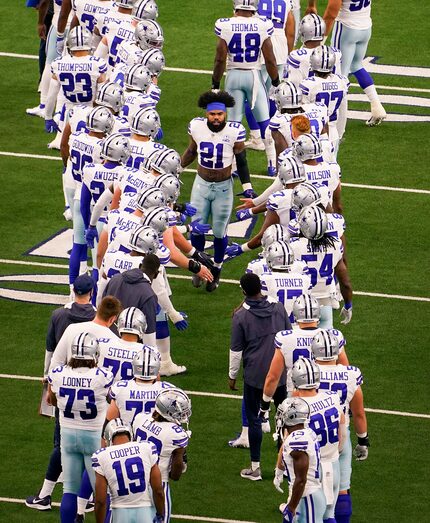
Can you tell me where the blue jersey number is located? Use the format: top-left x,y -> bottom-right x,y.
301,253 -> 333,287
259,0 -> 287,29
349,0 -> 370,11
125,400 -> 156,423
59,387 -> 97,420
315,90 -> 344,122
112,457 -> 146,496
81,13 -> 96,32
309,406 -> 340,447
70,150 -> 93,181
228,33 -> 261,63
102,357 -> 133,381
319,381 -> 348,404
200,142 -> 224,169
134,427 -> 163,455
59,72 -> 93,103
90,180 -> 106,203
109,36 -> 123,67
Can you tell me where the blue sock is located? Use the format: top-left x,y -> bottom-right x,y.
78,470 -> 92,499
241,398 -> 249,427
257,119 -> 270,139
213,236 -> 228,264
269,99 -> 277,118
156,320 -> 169,339
104,495 -> 111,523
69,243 -> 87,285
91,268 -> 98,305
191,233 -> 205,252
335,493 -> 352,523
245,100 -> 259,131
60,492 -> 77,523
323,518 -> 337,523
352,67 -> 374,90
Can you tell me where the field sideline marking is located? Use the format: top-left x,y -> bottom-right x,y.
0,258 -> 429,302
0,497 -> 257,523
1,50 -> 430,94
1,373 -> 429,419
0,151 -> 429,195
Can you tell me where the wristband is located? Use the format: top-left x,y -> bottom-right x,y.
242,182 -> 252,191
344,302 -> 353,310
262,393 -> 272,403
57,31 -> 65,39
357,434 -> 370,447
260,399 -> 270,411
271,76 -> 280,87
241,243 -> 251,252
188,259 -> 201,274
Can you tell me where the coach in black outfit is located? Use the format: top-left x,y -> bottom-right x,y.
229,273 -> 290,481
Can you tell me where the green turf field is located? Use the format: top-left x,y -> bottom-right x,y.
0,1 -> 429,522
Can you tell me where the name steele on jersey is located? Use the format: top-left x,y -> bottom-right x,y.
98,339 -> 141,361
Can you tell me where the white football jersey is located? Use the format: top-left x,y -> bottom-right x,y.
290,237 -> 343,299
48,365 -> 113,430
127,139 -> 167,170
302,391 -> 343,462
68,104 -> 91,134
285,46 -> 342,86
109,379 -> 174,424
133,415 -> 189,481
51,55 -> 107,105
266,188 -> 294,226
304,162 -> 341,205
326,213 -> 345,239
82,162 -> 123,217
337,0 -> 372,30
300,74 -> 349,124
121,91 -> 157,123
72,0 -> 113,33
118,164 -> 154,193
96,8 -> 130,37
257,0 -> 293,64
119,191 -> 140,212
104,18 -> 135,68
102,248 -> 142,280
188,118 -> 246,170
246,257 -> 271,278
318,364 -> 363,423
106,208 -> 141,247
92,441 -> 158,508
215,15 -> 274,70
68,132 -> 103,184
282,428 -> 322,496
98,336 -> 143,383
116,40 -> 146,67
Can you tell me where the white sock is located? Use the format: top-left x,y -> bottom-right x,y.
250,130 -> 260,140
39,64 -> 52,106
39,479 -> 56,498
337,98 -> 348,141
262,137 -> 276,169
213,262 -> 222,269
79,260 -> 89,275
96,278 -> 108,307
240,426 -> 249,439
364,84 -> 379,104
251,461 -> 260,471
157,337 -> 171,363
77,496 -> 87,515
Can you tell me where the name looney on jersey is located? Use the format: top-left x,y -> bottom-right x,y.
61,376 -> 93,387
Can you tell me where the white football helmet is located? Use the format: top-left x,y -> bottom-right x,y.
311,330 -> 340,361
233,0 -> 258,11
124,64 -> 152,92
67,26 -> 92,52
265,241 -> 294,270
291,357 -> 320,390
100,133 -> 131,164
293,133 -> 322,161
152,174 -> 180,204
278,157 -> 306,187
136,187 -> 166,212
291,182 -> 322,212
135,20 -> 164,50
310,45 -> 336,73
132,345 -> 161,380
293,294 -> 320,323
139,48 -> 165,77
128,225 -> 159,254
274,81 -> 302,111
96,82 -> 124,113
150,148 -> 182,177
71,332 -> 99,361
132,0 -> 158,20
104,418 -> 133,446
299,14 -> 326,43
141,206 -> 170,233
86,106 -> 114,134
116,0 -> 135,8
130,108 -> 161,137
155,388 -> 192,424
261,224 -> 290,250
117,307 -> 147,339
298,204 -> 328,240
276,397 -> 310,427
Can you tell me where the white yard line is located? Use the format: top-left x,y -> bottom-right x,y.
0,373 -> 429,419
1,151 -> 429,195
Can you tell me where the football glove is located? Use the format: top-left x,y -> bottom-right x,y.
273,467 -> 284,493
155,127 -> 163,141
85,226 -> 98,248
282,506 -> 295,523
192,250 -> 214,270
354,434 -> 370,460
45,119 -> 59,133
258,399 -> 271,433
184,203 -> 196,216
173,311 -> 188,331
236,188 -> 258,199
340,302 -> 353,324
153,515 -> 164,523
177,213 -> 187,225
236,209 -> 253,221
188,218 -> 211,235
224,243 -> 243,260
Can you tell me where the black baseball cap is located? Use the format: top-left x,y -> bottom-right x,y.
73,274 -> 94,295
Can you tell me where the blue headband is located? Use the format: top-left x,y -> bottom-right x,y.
206,102 -> 226,112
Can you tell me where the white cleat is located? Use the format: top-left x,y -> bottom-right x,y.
366,101 -> 387,127
63,207 -> 72,221
228,434 -> 250,448
26,105 -> 45,118
160,362 -> 187,377
245,136 -> 265,151
48,133 -> 62,150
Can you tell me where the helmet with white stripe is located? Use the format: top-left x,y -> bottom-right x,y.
299,14 -> 326,43
136,187 -> 166,212
96,82 -> 124,113
291,357 -> 320,390
265,241 -> 294,270
132,345 -> 161,380
278,157 -> 306,187
291,182 -> 322,212
132,0 -> 158,20
261,224 -> 289,249
138,48 -> 165,77
155,388 -> 192,424
124,64 -> 152,92
311,330 -> 340,361
104,418 -> 133,446
298,204 -> 328,240
117,307 -> 147,339
100,133 -> 131,164
274,81 -> 303,111
141,206 -> 170,233
152,174 -> 180,204
116,0 -> 135,9
150,148 -> 182,177
135,20 -> 164,50
276,397 -> 310,428
293,133 -> 322,161
67,26 -> 92,52
128,225 -> 159,254
71,332 -> 99,361
310,45 -> 336,73
233,0 -> 258,11
86,106 -> 114,134
293,294 -> 320,323
130,108 -> 161,137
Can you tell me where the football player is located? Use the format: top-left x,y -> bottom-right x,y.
311,330 -> 369,523
92,418 -> 165,522
70,0 -> 113,44
212,0 -> 281,175
133,388 -> 192,522
273,397 -> 326,523
48,333 -> 114,522
120,64 -> 157,123
181,90 -> 255,291
126,107 -> 165,169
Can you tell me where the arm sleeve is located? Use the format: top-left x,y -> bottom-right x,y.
49,328 -> 70,371
90,187 -> 113,226
45,78 -> 61,119
80,184 -> 92,230
44,350 -> 53,378
229,350 -> 242,380
252,178 -> 283,206
151,274 -> 181,323
235,149 -> 251,187
94,40 -> 108,60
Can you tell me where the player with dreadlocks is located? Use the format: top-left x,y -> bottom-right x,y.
181,90 -> 257,292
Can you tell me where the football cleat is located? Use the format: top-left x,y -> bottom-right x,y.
159,361 -> 187,377
47,133 -> 62,150
228,433 -> 250,448
245,136 -> 265,151
240,466 -> 262,481
26,104 -> 45,118
366,101 -> 387,127
25,494 -> 52,511
63,206 -> 72,221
